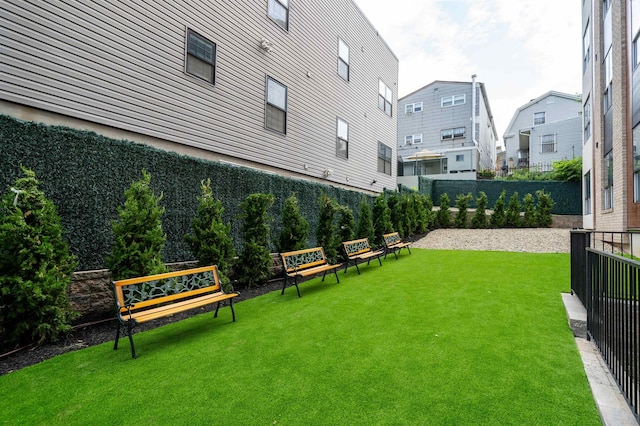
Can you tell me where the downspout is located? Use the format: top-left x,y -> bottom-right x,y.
471,74 -> 479,170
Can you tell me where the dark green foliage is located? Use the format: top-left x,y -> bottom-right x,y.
421,195 -> 436,230
316,193 -> 339,263
454,193 -> 473,228
505,192 -> 522,228
356,197 -> 375,243
522,193 -> 537,227
387,192 -> 404,237
106,170 -> 167,281
477,169 -> 496,180
0,167 -> 78,345
550,157 -> 582,182
436,193 -> 451,228
278,193 -> 309,252
372,194 -> 393,247
536,190 -> 555,227
404,194 -> 419,236
335,205 -> 355,262
236,193 -> 274,288
489,190 -> 507,228
414,193 -> 429,234
471,192 -> 488,229
184,179 -> 235,284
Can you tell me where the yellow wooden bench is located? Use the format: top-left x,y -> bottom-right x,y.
281,247 -> 342,297
112,265 -> 238,358
342,237 -> 384,274
383,232 -> 412,260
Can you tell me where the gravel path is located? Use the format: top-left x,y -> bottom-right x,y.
413,228 -> 571,253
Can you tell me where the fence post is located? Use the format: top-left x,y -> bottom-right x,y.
570,229 -> 591,307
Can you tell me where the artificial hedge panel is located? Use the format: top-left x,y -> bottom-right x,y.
419,176 -> 581,215
0,115 -> 372,271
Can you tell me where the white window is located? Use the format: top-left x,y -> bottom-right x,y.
268,0 -> 289,30
186,29 -> 216,84
441,127 -> 465,140
378,80 -> 393,116
583,96 -> 591,141
441,94 -> 465,107
540,134 -> 556,153
405,134 -> 422,145
584,171 -> 592,214
338,38 -> 349,81
405,102 -> 422,113
583,20 -> 591,72
405,104 -> 413,114
266,77 -> 287,134
336,118 -> 349,158
534,112 -> 545,125
604,151 -> 613,209
456,154 -> 464,162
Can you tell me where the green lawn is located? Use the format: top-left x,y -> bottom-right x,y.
0,249 -> 600,425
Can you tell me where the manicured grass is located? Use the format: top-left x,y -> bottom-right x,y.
0,250 -> 600,425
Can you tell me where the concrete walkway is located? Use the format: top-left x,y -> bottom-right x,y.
562,292 -> 638,425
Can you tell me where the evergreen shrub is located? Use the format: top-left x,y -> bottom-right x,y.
236,193 -> 274,288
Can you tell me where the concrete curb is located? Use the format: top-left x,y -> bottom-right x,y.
561,292 -> 638,425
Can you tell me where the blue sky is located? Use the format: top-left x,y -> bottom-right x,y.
355,0 -> 582,144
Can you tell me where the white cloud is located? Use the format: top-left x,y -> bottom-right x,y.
354,0 -> 581,137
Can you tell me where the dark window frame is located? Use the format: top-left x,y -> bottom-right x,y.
185,29 -> 216,84
268,0 -> 289,31
377,142 -> 392,175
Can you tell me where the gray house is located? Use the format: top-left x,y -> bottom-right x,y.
1,1 -> 398,193
396,78 -> 498,185
503,91 -> 582,173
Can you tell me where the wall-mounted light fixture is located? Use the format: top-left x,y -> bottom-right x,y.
260,38 -> 274,53
323,168 -> 333,178
371,179 -> 377,185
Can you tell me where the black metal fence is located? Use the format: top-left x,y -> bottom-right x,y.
571,230 -> 640,420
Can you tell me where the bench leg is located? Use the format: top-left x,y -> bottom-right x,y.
376,255 -> 382,266
333,268 -> 340,283
229,299 -> 236,322
214,301 -> 221,318
113,321 -> 121,350
127,323 -> 137,359
281,275 -> 288,295
407,246 -> 412,255
294,276 -> 301,298
354,260 -> 361,275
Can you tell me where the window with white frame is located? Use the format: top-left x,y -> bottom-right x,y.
583,20 -> 590,73
634,126 -> 640,202
540,134 -> 556,153
186,29 -> 216,84
265,76 -> 287,133
441,127 -> 465,140
441,94 -> 465,107
603,0 -> 611,16
584,171 -> 592,214
338,38 -> 349,81
583,96 -> 591,141
604,151 -> 613,209
378,142 -> 392,175
534,112 -> 546,125
378,80 -> 393,116
336,118 -> 349,158
405,102 -> 423,113
604,50 -> 613,112
268,0 -> 289,30
405,134 -> 422,145
456,154 -> 464,162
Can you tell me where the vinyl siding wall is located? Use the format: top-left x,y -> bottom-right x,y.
1,0 -> 398,192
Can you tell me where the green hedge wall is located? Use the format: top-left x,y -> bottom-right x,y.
418,177 -> 581,215
0,115 -> 372,271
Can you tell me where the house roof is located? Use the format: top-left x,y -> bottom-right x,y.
502,90 -> 581,140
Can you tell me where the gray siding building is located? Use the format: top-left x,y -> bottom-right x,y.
503,91 -> 582,172
397,79 -> 498,184
1,0 -> 398,193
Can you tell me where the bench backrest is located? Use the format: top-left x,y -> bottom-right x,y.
343,238 -> 372,257
281,247 -> 328,273
112,265 -> 221,313
383,232 -> 402,246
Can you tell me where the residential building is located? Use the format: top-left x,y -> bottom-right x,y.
396,78 -> 498,186
581,0 -> 640,231
1,1 -> 398,193
502,91 -> 582,174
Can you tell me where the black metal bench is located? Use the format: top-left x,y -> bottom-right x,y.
112,265 -> 238,358
281,247 -> 342,297
342,237 -> 384,274
383,232 -> 412,259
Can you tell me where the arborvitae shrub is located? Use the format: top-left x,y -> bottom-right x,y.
422,194 -> 436,230
471,191 -> 488,229
372,194 -> 393,247
316,192 -> 338,263
236,193 -> 274,288
335,205 -> 355,262
278,192 -> 309,252
414,193 -> 429,234
356,196 -> 375,243
436,193 -> 451,228
505,191 -> 522,228
387,192 -> 404,237
489,190 -> 507,228
522,193 -> 537,227
184,179 -> 235,284
404,193 -> 419,236
454,193 -> 473,228
0,167 -> 78,345
536,190 -> 555,227
106,170 -> 167,281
